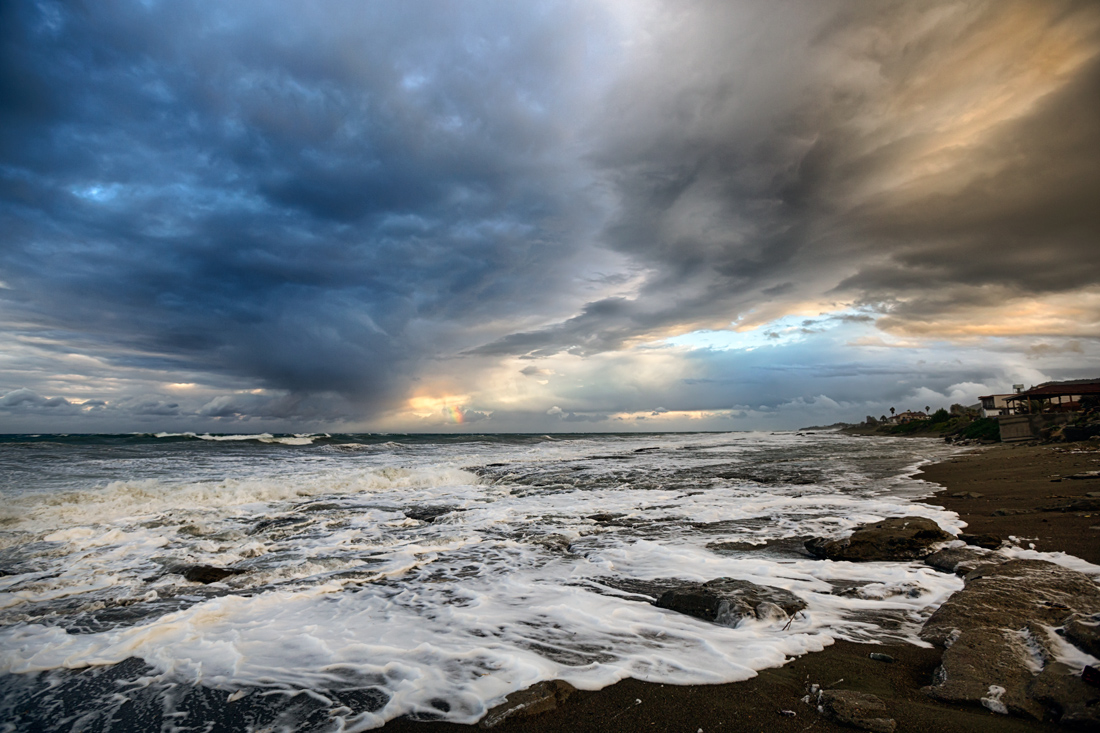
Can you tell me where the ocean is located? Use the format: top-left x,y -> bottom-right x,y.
0,431 -> 965,731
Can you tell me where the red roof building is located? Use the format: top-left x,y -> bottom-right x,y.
1003,379 -> 1100,414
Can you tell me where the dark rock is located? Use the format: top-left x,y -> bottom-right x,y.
1062,705 -> 1100,729
951,492 -> 984,499
804,516 -> 952,562
297,501 -> 345,513
1040,498 -> 1100,512
819,690 -> 896,733
706,537 -> 813,556
868,653 -> 894,663
478,680 -> 575,729
921,560 -> 1100,721
924,546 -> 995,576
991,508 -> 1031,516
405,506 -> 462,523
959,533 -> 1001,549
249,515 -> 313,535
586,576 -> 679,601
1063,425 -> 1100,442
1027,662 -> 1100,726
655,578 -> 806,626
922,560 -> 1100,647
1062,613 -> 1100,658
924,628 -> 1045,719
586,512 -> 627,524
181,565 -> 245,584
526,533 -> 574,554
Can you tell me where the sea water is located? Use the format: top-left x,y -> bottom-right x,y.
0,431 -> 965,731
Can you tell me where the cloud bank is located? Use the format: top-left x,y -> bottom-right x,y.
2,0 -> 1098,432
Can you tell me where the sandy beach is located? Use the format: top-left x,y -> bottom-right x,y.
384,440 -> 1100,732
919,442 -> 1100,566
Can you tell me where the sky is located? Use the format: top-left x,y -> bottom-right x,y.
2,0 -> 1099,434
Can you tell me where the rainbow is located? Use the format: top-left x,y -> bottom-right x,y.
447,405 -> 464,424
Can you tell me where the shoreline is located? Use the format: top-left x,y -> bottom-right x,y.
382,439 -> 1100,732
917,441 -> 1100,565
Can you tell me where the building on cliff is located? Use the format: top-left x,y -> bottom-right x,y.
997,378 -> 1100,441
1003,378 -> 1100,415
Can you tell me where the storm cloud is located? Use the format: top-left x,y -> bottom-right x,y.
1,0 -> 1098,431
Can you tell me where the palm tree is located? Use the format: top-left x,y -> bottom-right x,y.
889,407 -> 895,416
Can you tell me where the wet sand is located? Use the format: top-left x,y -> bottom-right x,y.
919,441 -> 1100,565
385,440 -> 1100,732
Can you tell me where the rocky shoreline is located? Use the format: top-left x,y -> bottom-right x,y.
383,441 -> 1100,733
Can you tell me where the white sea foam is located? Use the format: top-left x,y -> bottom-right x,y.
0,431 -> 972,728
1037,622 -> 1100,674
996,547 -> 1100,575
153,432 -> 327,445
0,466 -> 478,532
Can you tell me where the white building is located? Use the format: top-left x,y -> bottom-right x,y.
978,394 -> 1015,418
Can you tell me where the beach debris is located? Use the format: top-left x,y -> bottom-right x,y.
606,698 -> 642,722
778,708 -> 797,716
1067,471 -> 1100,480
991,508 -> 1030,516
951,491 -> 983,499
818,690 -> 896,733
781,611 -> 802,630
804,516 -> 952,562
867,653 -> 894,663
180,564 -> 245,584
923,546 -> 995,576
654,578 -> 806,626
478,680 -> 576,729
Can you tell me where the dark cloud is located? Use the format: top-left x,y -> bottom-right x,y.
838,49 -> 1100,319
471,0 -> 1100,356
560,411 -> 608,423
0,0 -> 608,420
1,0 -> 1097,430
0,388 -> 73,410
